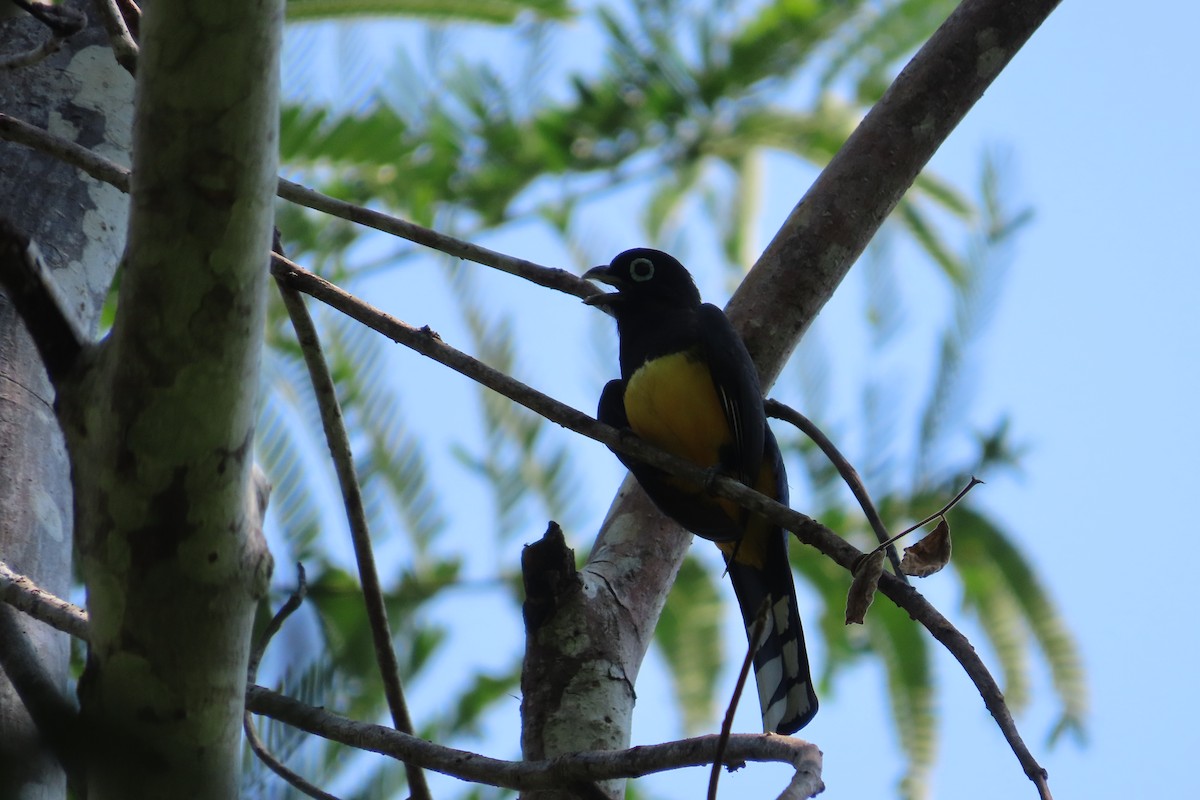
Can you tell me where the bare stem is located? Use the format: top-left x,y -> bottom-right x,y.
765,399 -> 907,583
709,602 -> 769,800
275,275 -> 432,800
867,476 -> 984,559
242,565 -> 342,800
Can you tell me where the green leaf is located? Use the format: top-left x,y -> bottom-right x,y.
286,0 -> 571,24
281,103 -> 412,164
727,0 -> 863,90
895,198 -> 968,286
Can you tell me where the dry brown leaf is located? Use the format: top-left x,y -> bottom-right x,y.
900,517 -> 952,577
845,549 -> 885,625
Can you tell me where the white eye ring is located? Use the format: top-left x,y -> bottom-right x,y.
629,257 -> 655,282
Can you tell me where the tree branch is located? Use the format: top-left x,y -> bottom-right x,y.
91,0 -> 138,75
0,112 -> 131,190
246,685 -> 822,797
0,559 -> 89,642
731,0 -> 1064,384
8,0 -> 86,37
0,28 -> 63,70
765,399 -> 906,582
0,218 -> 86,385
276,179 -> 591,297
52,0 -> 283,795
0,114 -> 594,301
274,273 -> 431,800
272,255 -> 1050,798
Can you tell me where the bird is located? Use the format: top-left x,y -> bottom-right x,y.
583,247 -> 817,735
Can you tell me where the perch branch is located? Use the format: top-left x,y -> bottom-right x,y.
271,255 -> 1051,798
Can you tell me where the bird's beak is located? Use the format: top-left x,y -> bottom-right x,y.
582,265 -> 621,306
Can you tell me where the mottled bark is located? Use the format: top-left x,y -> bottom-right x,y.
0,8 -> 132,798
52,0 -> 283,795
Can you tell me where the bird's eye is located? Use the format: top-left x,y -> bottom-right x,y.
629,257 -> 655,282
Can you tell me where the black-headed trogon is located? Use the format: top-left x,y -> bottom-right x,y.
584,248 -> 817,735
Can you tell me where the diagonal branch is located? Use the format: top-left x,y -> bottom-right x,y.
0,113 -> 593,300
0,219 -> 86,386
272,255 -> 1050,798
0,559 -> 89,642
766,398 -> 907,582
92,0 -> 139,75
731,0 -> 1064,384
0,113 -> 132,190
274,274 -> 432,800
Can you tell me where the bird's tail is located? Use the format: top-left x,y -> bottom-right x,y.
721,425 -> 817,735
726,545 -> 818,735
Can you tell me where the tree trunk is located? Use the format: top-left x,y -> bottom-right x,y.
0,8 -> 132,798
53,0 -> 283,795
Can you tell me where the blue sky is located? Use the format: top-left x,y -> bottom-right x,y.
279,1 -> 1200,798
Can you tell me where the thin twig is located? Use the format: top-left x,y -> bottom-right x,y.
865,476 -> 984,561
766,399 -> 907,583
92,0 -> 139,74
0,30 -> 63,70
276,178 -> 593,298
243,719 -> 341,800
0,115 -> 595,302
242,565 -> 342,800
10,0 -> 87,35
0,559 -> 90,642
246,563 -> 308,684
271,256 -> 1051,798
247,685 -> 822,795
274,273 -> 432,800
709,601 -> 770,800
0,113 -> 132,190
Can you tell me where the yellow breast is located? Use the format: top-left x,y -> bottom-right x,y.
624,350 -> 730,468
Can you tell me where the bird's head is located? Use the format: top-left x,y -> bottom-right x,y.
582,248 -> 702,312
